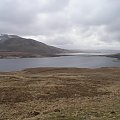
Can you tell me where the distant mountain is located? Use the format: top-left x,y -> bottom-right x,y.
0,34 -> 68,58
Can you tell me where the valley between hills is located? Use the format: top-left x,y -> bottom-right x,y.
0,34 -> 120,59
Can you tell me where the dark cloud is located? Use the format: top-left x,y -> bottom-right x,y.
0,0 -> 120,49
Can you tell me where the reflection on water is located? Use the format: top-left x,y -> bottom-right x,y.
0,55 -> 119,72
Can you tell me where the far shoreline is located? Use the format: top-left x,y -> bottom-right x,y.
0,52 -> 118,59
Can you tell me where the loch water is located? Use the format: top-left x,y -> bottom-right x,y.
0,55 -> 119,72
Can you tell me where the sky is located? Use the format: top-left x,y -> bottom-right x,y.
0,0 -> 120,50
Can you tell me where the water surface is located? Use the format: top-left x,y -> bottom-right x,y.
0,55 -> 119,72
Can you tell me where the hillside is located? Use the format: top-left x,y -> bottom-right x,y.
0,34 -> 67,58
0,67 -> 120,120
107,53 -> 120,59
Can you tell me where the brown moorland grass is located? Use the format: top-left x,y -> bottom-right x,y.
0,67 -> 120,120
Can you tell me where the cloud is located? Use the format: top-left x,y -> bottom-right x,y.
0,0 -> 120,49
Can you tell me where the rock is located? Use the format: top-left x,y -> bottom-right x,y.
110,111 -> 116,114
54,109 -> 61,112
29,111 -> 40,117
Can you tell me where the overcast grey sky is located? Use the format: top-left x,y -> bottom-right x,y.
0,0 -> 120,49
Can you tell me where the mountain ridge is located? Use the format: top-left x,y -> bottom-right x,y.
0,34 -> 68,58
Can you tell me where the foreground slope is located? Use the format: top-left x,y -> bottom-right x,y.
0,67 -> 120,120
0,34 -> 67,57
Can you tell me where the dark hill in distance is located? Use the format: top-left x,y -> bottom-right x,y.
0,34 -> 68,58
107,53 -> 120,59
